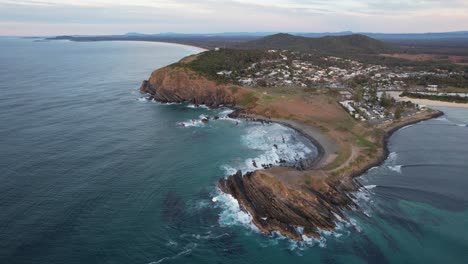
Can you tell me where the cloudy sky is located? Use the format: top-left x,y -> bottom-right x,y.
0,0 -> 467,36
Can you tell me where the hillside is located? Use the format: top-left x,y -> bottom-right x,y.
237,33 -> 397,55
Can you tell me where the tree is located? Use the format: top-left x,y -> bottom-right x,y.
353,87 -> 364,102
380,92 -> 394,108
369,87 -> 378,104
394,107 -> 403,119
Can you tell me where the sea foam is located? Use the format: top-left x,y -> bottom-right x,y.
220,123 -> 316,175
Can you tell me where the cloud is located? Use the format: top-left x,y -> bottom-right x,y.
0,0 -> 467,35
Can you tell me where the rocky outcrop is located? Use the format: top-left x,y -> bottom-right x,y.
218,170 -> 358,240
140,66 -> 245,107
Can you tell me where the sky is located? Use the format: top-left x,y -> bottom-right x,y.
0,0 -> 467,36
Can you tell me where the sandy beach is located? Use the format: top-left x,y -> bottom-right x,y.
388,91 -> 468,108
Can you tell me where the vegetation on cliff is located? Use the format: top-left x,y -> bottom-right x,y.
173,49 -> 277,83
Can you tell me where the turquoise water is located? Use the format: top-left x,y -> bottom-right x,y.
1,38 -> 467,263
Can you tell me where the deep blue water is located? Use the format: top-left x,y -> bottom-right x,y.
1,38 -> 467,264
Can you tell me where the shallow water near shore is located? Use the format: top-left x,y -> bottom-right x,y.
1,38 -> 468,263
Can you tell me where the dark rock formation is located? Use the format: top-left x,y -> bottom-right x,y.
218,170 -> 358,240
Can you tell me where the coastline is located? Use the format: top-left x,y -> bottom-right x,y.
228,111 -> 334,170
231,108 -> 443,180
139,57 -> 446,241
388,91 -> 468,108
49,38 -> 209,52
348,109 -> 444,180
221,107 -> 444,240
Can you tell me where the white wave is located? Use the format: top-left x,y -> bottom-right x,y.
353,189 -> 372,202
177,119 -> 205,128
388,165 -> 402,173
187,104 -> 210,109
364,185 -> 377,190
456,123 -> 467,127
220,165 -> 238,176
148,244 -> 196,264
349,218 -> 362,232
435,116 -> 449,121
152,101 -> 180,105
190,232 -> 230,240
218,108 -> 235,117
220,123 -> 315,175
388,152 -> 398,162
213,189 -> 259,232
399,124 -> 414,131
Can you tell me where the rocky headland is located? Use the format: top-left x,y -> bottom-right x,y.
141,54 -> 443,241
140,56 -> 252,107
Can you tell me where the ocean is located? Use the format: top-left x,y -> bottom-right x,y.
0,38 -> 467,264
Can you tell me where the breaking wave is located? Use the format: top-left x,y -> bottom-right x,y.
187,104 -> 210,109
221,123 -> 317,175
388,165 -> 402,173
212,189 -> 259,232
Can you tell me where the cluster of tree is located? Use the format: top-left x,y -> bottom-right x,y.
380,92 -> 396,108
238,33 -> 397,56
177,49 -> 280,83
401,92 -> 468,104
406,74 -> 468,88
346,75 -> 374,89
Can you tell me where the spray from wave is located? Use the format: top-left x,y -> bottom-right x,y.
221,123 -> 317,174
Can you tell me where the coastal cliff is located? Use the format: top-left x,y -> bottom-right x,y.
141,54 -> 443,241
140,61 -> 250,107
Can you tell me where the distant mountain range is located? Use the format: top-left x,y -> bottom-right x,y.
55,31 -> 468,40
122,31 -> 468,40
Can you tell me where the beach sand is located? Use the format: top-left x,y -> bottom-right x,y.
388,91 -> 468,108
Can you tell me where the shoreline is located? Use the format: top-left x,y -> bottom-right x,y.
47,38 -> 209,52
388,91 -> 468,108
228,111 -> 331,170
349,110 -> 444,180
230,108 -> 443,181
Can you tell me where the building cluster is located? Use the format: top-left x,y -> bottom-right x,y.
218,50 -> 461,94
340,100 -> 390,123
216,50 -> 462,123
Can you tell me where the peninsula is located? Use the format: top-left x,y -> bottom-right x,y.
140,34 -> 446,240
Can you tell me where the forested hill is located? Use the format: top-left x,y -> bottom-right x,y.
237,33 -> 398,55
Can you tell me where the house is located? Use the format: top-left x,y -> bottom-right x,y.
217,70 -> 232,76
339,91 -> 352,100
427,85 -> 439,92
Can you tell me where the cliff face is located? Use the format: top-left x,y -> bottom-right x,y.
140,66 -> 245,107
218,169 -> 358,240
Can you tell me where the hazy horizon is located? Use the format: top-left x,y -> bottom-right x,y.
1,0 -> 467,36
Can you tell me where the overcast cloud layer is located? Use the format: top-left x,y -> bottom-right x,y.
0,0 -> 467,35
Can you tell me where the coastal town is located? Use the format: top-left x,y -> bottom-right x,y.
214,49 -> 462,123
